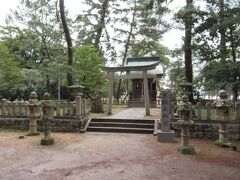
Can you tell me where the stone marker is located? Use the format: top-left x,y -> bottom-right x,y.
27,91 -> 40,136
213,90 -> 232,147
41,92 -> 54,145
177,95 -> 195,155
157,90 -> 175,142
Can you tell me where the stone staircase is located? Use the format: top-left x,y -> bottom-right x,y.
87,118 -> 154,134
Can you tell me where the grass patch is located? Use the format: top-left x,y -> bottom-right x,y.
26,131 -> 40,136
0,128 -> 25,133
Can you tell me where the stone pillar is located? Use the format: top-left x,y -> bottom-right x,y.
15,100 -> 20,116
19,100 -> 25,117
69,102 -> 74,116
27,91 -> 40,136
107,71 -> 114,115
235,102 -> 240,121
170,102 -> 175,121
218,122 -> 228,143
41,92 -> 54,145
206,102 -> 211,121
56,101 -> 61,117
197,102 -> 202,120
6,101 -> 11,116
143,70 -> 150,116
12,101 -> 16,117
177,95 -> 195,155
62,101 -> 67,116
213,90 -> 232,146
24,101 -> 29,117
1,99 -> 7,116
153,119 -> 159,135
157,90 -> 175,142
76,95 -> 82,119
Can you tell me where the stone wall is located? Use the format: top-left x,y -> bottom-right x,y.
171,122 -> 240,140
0,117 -> 89,132
0,118 -> 239,140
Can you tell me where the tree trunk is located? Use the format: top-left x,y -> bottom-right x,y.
229,28 -> 238,101
219,0 -> 227,63
116,1 -> 137,101
94,0 -> 109,51
184,0 -> 194,103
59,0 -> 74,86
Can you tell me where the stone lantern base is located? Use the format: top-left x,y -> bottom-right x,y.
41,137 -> 54,145
157,130 -> 175,143
177,146 -> 195,155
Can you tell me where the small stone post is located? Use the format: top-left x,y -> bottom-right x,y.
1,99 -> 7,116
170,102 -> 175,121
41,92 -> 54,145
12,101 -> 16,117
197,102 -> 202,120
6,101 -> 11,116
107,71 -> 114,115
27,91 -> 40,136
206,102 -> 211,121
76,95 -> 82,119
157,90 -> 175,142
235,102 -> 240,121
56,101 -> 61,117
177,95 -> 195,155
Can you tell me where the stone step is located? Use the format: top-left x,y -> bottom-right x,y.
91,118 -> 154,124
89,122 -> 154,129
87,126 -> 154,134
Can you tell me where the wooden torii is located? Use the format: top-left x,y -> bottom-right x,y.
102,61 -> 160,116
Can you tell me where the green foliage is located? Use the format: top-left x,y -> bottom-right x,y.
167,49 -> 184,90
0,44 -> 24,98
73,45 -> 106,96
196,61 -> 240,91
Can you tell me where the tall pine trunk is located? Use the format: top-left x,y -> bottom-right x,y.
184,0 -> 194,103
230,28 -> 238,101
94,0 -> 109,51
116,1 -> 137,101
219,0 -> 227,63
59,0 -> 74,86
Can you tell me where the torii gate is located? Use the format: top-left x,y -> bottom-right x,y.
102,61 -> 160,116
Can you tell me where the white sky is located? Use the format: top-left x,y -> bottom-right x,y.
0,0 -> 185,50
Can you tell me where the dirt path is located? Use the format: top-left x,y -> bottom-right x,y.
0,131 -> 239,180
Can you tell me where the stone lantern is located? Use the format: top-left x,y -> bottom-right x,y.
27,91 -> 40,136
68,81 -> 85,117
179,79 -> 192,96
177,94 -> 195,155
68,80 -> 85,100
213,89 -> 232,146
41,92 -> 54,145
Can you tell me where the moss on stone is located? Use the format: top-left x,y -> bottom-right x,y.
40,138 -> 54,145
214,140 -> 229,148
26,131 -> 40,136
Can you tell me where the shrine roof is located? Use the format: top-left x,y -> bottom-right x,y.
102,57 -> 164,79
103,57 -> 163,71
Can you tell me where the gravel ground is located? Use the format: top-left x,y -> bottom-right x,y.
0,131 -> 239,180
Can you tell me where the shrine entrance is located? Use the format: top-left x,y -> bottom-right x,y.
102,57 -> 164,116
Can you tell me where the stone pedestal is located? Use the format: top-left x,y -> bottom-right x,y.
27,91 -> 40,136
157,130 -> 175,142
157,90 -> 175,142
214,122 -> 230,147
177,93 -> 195,155
213,90 -> 232,147
177,121 -> 195,154
41,93 -> 54,145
